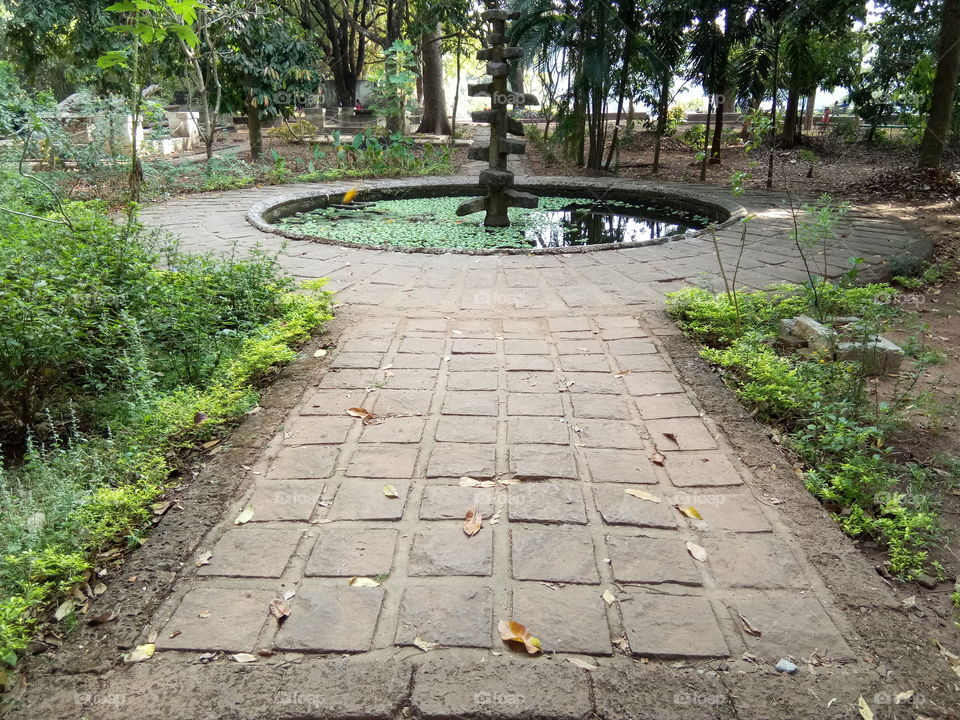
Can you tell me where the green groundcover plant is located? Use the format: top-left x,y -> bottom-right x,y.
667,283 -> 941,580
0,182 -> 333,675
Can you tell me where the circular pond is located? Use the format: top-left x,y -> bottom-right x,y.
248,180 -> 744,255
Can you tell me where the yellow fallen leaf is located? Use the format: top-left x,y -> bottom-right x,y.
624,488 -> 660,503
348,576 -> 381,587
459,477 -> 495,488
602,589 -> 617,606
567,657 -> 598,671
498,619 -> 542,654
125,643 -> 155,664
686,541 -> 707,562
676,505 -> 703,520
53,599 -> 74,621
739,613 -> 762,637
464,508 -> 483,536
342,188 -> 358,204
413,636 -> 440,652
231,652 -> 258,663
234,506 -> 254,524
383,484 -> 400,498
313,348 -> 327,358
857,695 -> 874,720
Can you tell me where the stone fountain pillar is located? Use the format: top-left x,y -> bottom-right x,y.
456,0 -> 540,227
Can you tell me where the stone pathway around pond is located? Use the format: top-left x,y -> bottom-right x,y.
16,173 -> 957,720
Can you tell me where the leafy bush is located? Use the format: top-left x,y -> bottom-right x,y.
668,284 -> 939,578
0,184 -> 334,668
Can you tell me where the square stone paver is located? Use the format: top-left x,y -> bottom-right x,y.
305,527 -> 398,577
346,444 -> 419,478
442,391 -> 499,416
420,485 -> 495,520
705,536 -> 804,588
398,337 -> 445,354
452,338 -> 497,354
318,369 -> 377,389
332,352 -> 384,369
330,479 -> 410,520
562,372 -> 621,394
246,480 -> 324,522
268,445 -> 339,479
197,527 -> 303,577
620,593 -> 728,658
302,389 -> 373,415
570,394 -> 632,420
381,369 -> 438,390
613,355 -> 670,373
507,417 -> 570,445
548,317 -> 591,333
157,587 -> 272,652
646,418 -> 718,451
507,393 -> 563,416
391,353 -> 442,369
508,482 -> 586,524
427,443 -> 497,478
448,354 -> 498,372
509,445 -> 578,479
557,339 -> 604,355
282,415 -> 354,445
504,338 -> 551,355
593,484 -> 677,528
608,338 -> 656,355
623,373 -> 684,396
342,337 -> 392,353
724,591 -> 853,659
688,494 -> 773,533
409,526 -> 493,576
595,315 -> 641,330
436,417 -> 498,444
559,355 -> 612,373
273,582 -> 385,652
505,355 -> 555,371
507,371 -> 558,393
512,584 -> 613,655
395,583 -> 493,647
663,452 -> 744,487
633,393 -> 699,421
359,416 -> 427,444
572,419 -> 645,449
583,449 -> 657,484
446,371 -> 498,391
606,535 -> 701,584
372,389 -> 433,415
511,526 -> 599,583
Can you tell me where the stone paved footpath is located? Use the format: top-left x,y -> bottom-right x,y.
14,178 -> 952,720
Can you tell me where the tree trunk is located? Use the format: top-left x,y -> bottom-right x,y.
652,76 -> 670,174
700,94 -> 713,182
246,85 -> 262,161
415,26 -> 451,135
766,28 -> 781,190
709,94 -> 724,164
803,89 -> 816,132
782,85 -> 800,149
919,0 -> 960,168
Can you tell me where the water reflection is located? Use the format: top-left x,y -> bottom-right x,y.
525,203 -> 698,248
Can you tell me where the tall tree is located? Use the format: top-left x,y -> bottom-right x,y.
918,0 -> 960,167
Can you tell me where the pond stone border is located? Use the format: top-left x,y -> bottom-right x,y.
245,175 -> 748,256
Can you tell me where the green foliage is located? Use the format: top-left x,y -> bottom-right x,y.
668,283 -> 939,578
269,120 -> 319,142
370,40 -> 419,133
296,130 -> 453,182
679,124 -> 706,150
0,188 -> 334,665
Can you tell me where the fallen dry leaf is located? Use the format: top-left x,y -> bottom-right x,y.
53,600 -> 74,622
269,599 -> 291,622
935,640 -> 960,678
662,432 -> 679,445
342,188 -> 359,204
498,620 -> 542,654
347,407 -> 381,425
348,577 -> 381,587
125,644 -> 155,664
857,695 -> 874,720
650,450 -> 666,466
413,636 -> 440,652
196,551 -> 213,567
382,484 -> 400,499
686,541 -> 707,562
464,508 -> 483,536
151,501 -> 173,516
488,510 -> 502,525
624,488 -> 660,503
231,652 -> 258,663
88,609 -> 117,625
602,589 -> 617,606
198,609 -> 211,619
193,411 -> 208,424
675,505 -> 703,520
459,477 -> 495,488
314,348 -> 327,358
894,690 -> 915,704
614,369 -> 632,377
93,582 -> 107,596
567,657 -> 598,671
613,635 -> 629,651
201,439 -> 220,450
739,613 -> 762,637
234,506 -> 254,524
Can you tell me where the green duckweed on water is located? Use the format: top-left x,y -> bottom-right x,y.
276,195 -> 710,250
